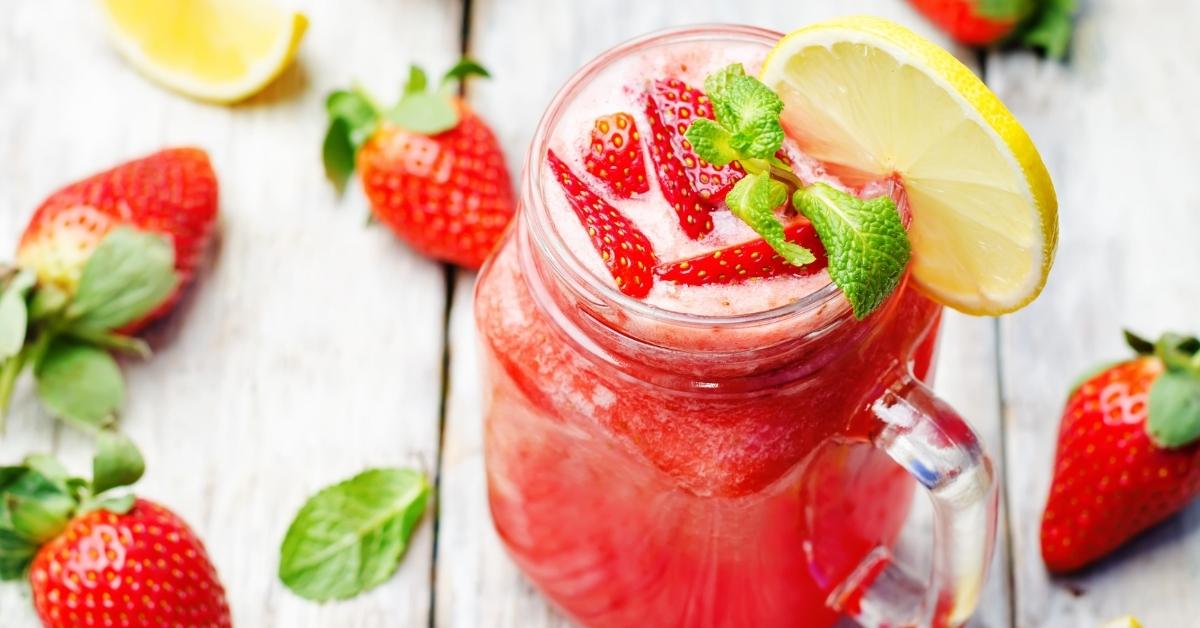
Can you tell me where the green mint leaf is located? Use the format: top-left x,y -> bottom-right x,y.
0,270 -> 35,360
794,183 -> 911,319
68,228 -> 178,332
388,92 -> 459,135
702,66 -> 784,160
703,63 -> 746,124
726,174 -> 816,267
323,89 -> 381,186
0,528 -> 36,580
279,468 -> 429,601
403,66 -> 428,95
1147,370 -> 1200,448
34,340 -> 123,428
441,58 -> 490,86
731,111 -> 785,160
684,118 -> 739,167
92,430 -> 144,495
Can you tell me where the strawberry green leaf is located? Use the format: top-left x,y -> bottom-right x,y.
323,118 -> 357,189
1017,0 -> 1075,59
0,528 -> 36,580
441,58 -> 490,86
86,493 -> 135,516
1124,329 -> 1156,356
92,430 -> 144,496
28,284 -> 68,322
324,89 -> 381,187
279,468 -> 429,601
684,118 -> 739,167
1,465 -> 77,546
1147,370 -> 1200,448
8,492 -> 74,544
977,0 -> 1035,19
403,66 -> 428,96
34,341 -> 123,428
68,228 -> 178,332
0,270 -> 35,361
22,455 -> 71,489
726,174 -> 816,267
389,92 -> 459,135
793,183 -> 910,319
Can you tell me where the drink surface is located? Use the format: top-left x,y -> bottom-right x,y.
539,35 -> 852,317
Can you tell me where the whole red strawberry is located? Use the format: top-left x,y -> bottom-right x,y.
17,147 -> 219,330
2,437 -> 231,627
323,60 -> 515,269
1041,331 -> 1200,572
908,0 -> 1076,57
0,148 -> 218,430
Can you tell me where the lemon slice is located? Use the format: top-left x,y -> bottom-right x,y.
760,16 -> 1057,315
99,0 -> 308,104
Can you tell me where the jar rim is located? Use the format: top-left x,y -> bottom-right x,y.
521,23 -> 848,331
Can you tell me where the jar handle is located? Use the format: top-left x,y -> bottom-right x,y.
828,362 -> 999,628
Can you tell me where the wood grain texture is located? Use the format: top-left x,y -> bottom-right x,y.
439,1 -> 1010,626
991,0 -> 1200,625
0,0 -> 462,625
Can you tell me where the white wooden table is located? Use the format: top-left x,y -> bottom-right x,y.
1,0 -> 1197,626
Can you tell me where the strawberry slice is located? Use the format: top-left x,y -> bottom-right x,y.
645,78 -> 745,205
655,220 -> 827,286
547,150 -> 656,297
643,83 -> 717,239
584,112 -> 649,198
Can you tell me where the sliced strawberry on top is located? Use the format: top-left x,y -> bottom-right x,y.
646,78 -> 745,205
655,220 -> 827,286
547,150 -> 656,298
584,112 -> 649,198
643,88 -> 715,240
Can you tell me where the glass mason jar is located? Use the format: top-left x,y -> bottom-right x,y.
474,25 -> 998,628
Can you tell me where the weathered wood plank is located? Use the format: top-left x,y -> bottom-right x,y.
438,2 -> 1009,626
0,0 -> 462,625
991,0 -> 1200,625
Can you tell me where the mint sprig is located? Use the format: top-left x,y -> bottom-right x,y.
683,64 -> 911,319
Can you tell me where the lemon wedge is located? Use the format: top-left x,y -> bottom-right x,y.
98,0 -> 308,104
760,16 -> 1057,315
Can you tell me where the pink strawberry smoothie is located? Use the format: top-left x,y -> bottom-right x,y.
475,25 -> 943,627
